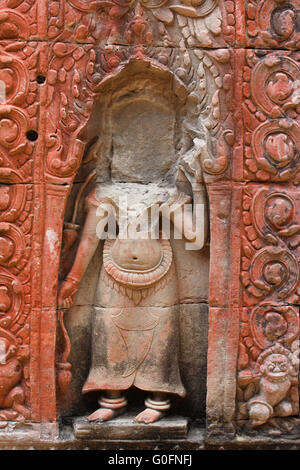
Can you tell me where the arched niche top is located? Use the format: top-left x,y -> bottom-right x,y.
80,58 -> 191,184
81,58 -> 189,140
94,58 -> 188,105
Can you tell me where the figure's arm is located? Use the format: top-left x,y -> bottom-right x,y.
58,201 -> 112,308
68,207 -> 101,279
186,185 -> 208,249
174,137 -> 209,250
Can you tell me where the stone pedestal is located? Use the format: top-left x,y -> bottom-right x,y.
73,414 -> 189,441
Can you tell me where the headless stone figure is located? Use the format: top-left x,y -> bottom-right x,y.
58,181 -> 205,423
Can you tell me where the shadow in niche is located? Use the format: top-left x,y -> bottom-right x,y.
57,60 -> 210,422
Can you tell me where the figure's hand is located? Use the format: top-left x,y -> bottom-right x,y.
179,137 -> 206,186
162,192 -> 189,218
83,138 -> 102,164
58,278 -> 78,309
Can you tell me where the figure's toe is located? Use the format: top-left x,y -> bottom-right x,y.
87,402 -> 126,422
134,408 -> 164,424
88,407 -> 115,422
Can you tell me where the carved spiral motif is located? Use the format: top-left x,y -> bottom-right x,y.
251,56 -> 300,118
0,10 -> 29,40
0,223 -> 25,268
0,184 -> 26,223
251,189 -> 297,242
250,248 -> 298,300
251,120 -> 300,180
250,305 -> 299,350
0,273 -> 23,330
0,106 -> 29,155
0,55 -> 29,106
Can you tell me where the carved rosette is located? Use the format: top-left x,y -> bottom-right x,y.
246,0 -> 300,49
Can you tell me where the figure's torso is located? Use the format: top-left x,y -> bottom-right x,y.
110,236 -> 162,272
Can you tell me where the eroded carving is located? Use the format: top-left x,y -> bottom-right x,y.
57,61 -> 211,424
246,0 -> 300,49
241,344 -> 298,428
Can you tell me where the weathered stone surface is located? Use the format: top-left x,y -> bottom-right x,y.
179,303 -> 208,418
111,100 -> 176,183
60,302 -> 208,418
0,0 -> 298,451
0,422 -> 58,443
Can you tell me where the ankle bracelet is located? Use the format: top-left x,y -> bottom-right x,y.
99,395 -> 127,410
144,397 -> 171,411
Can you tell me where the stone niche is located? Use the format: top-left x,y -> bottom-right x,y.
58,61 -> 210,423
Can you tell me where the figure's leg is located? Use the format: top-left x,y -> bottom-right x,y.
274,400 -> 293,417
134,392 -> 170,424
3,386 -> 31,420
88,390 -> 127,422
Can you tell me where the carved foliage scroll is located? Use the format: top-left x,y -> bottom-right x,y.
47,0 -> 235,47
45,43 -> 95,182
237,9 -> 300,433
0,1 -> 42,422
238,185 -> 300,431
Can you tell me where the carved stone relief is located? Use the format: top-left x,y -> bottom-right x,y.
0,0 -> 298,449
56,53 -> 228,422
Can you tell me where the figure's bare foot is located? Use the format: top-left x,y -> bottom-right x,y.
0,409 -> 18,420
88,406 -> 125,422
134,408 -> 165,424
